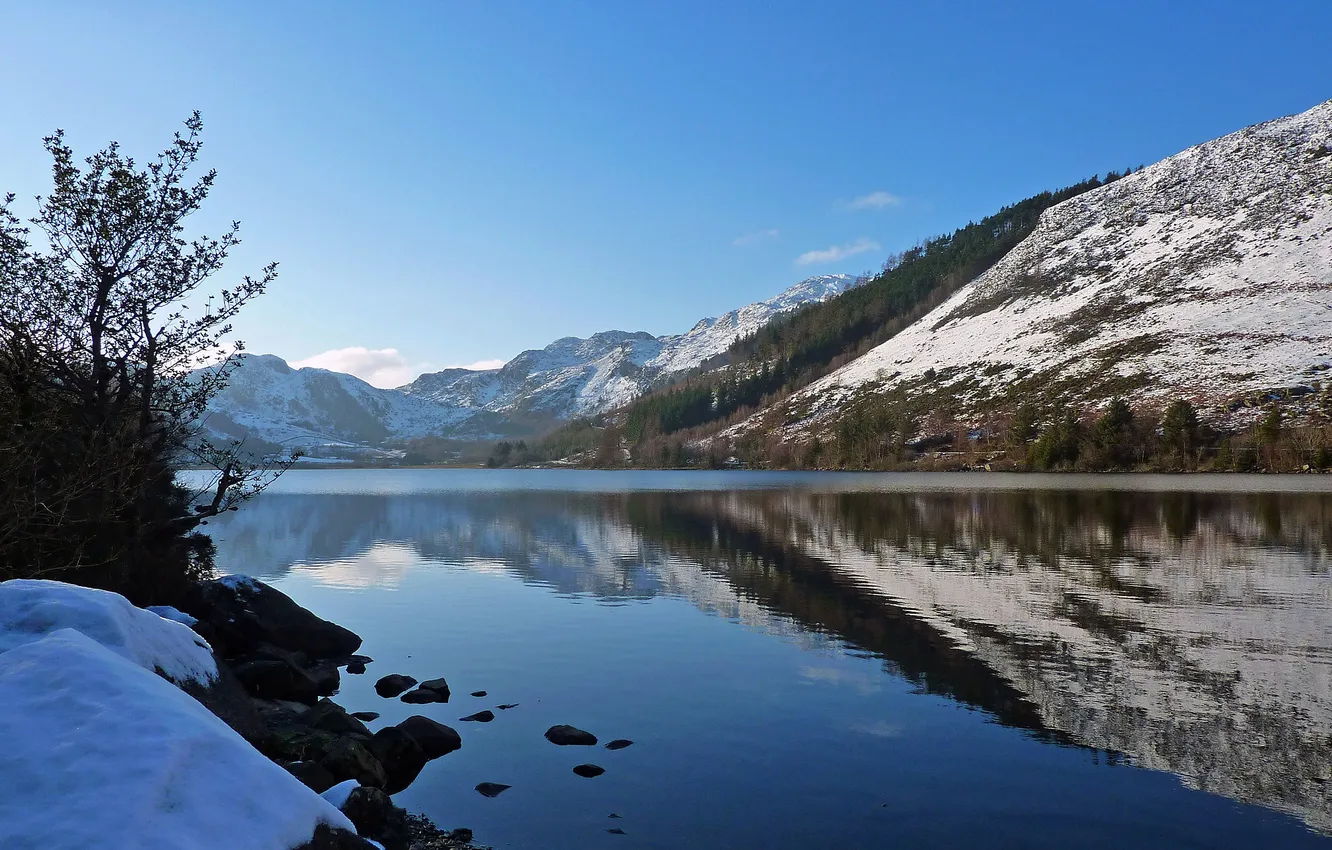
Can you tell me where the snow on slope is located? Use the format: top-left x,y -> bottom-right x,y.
0,628 -> 355,850
0,579 -> 217,685
765,100 -> 1332,437
201,354 -> 470,448
401,273 -> 860,419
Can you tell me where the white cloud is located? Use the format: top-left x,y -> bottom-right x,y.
292,347 -> 427,388
732,228 -> 780,246
847,190 -> 901,210
795,237 -> 881,266
443,359 -> 506,371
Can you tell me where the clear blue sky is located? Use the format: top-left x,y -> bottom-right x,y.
3,1 -> 1330,385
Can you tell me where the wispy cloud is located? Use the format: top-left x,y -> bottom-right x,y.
443,359 -> 506,371
732,228 -> 780,246
847,190 -> 901,210
292,347 -> 431,388
795,237 -> 881,266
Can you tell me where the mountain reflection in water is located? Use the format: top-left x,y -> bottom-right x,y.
209,478 -> 1332,838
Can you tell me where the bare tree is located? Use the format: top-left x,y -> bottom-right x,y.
0,113 -> 288,601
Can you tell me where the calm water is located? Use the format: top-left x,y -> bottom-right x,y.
202,470 -> 1332,849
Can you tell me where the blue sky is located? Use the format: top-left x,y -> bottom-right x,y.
3,2 -> 1330,386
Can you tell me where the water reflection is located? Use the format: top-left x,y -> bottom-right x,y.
210,483 -> 1332,836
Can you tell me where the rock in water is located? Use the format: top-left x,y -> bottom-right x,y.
417,678 -> 451,701
605,739 -> 633,750
573,764 -> 605,778
396,715 -> 462,759
345,661 -> 366,675
459,710 -> 494,723
470,690 -> 487,697
351,711 -> 380,722
497,703 -> 519,710
374,674 -> 418,698
401,687 -> 447,704
368,727 -> 429,794
607,828 -> 627,835
545,724 -> 597,746
475,782 -> 511,798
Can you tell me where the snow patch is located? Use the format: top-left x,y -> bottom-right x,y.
0,579 -> 216,686
0,628 -> 354,850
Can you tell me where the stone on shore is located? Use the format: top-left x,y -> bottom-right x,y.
307,698 -> 373,737
285,760 -> 339,794
545,724 -> 597,746
233,657 -> 322,704
339,786 -> 411,850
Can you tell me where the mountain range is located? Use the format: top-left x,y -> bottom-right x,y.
203,98 -> 1332,459
200,274 -> 860,448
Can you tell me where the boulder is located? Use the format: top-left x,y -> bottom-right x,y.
459,710 -> 494,723
351,711 -> 380,722
400,687 -> 446,705
368,726 -> 428,794
573,764 -> 605,778
545,724 -> 597,746
374,674 -> 417,698
396,715 -> 462,759
180,577 -> 362,660
474,782 -> 511,798
306,698 -> 372,737
604,739 -> 634,750
339,786 -> 411,850
284,760 -> 338,794
319,737 -> 388,789
233,658 -> 321,705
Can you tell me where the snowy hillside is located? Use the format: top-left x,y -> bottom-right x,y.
399,273 -> 860,419
756,99 -> 1332,438
199,354 -> 470,448
205,274 -> 860,445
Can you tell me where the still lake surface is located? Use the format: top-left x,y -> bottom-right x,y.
203,470 -> 1332,849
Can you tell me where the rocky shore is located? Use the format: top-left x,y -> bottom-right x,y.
174,575 -> 490,850
0,576 -> 489,850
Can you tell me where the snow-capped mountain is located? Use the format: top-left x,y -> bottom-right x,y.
199,354 -> 471,448
745,99 -> 1332,439
204,274 -> 860,446
398,273 -> 860,419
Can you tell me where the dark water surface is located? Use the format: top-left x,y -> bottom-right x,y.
203,470 -> 1332,849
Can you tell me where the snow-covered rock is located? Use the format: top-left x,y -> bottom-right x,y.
0,628 -> 358,850
756,99 -> 1332,438
0,579 -> 217,686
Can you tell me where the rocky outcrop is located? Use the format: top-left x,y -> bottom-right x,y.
180,576 -> 363,660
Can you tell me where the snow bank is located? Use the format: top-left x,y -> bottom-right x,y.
147,605 -> 198,627
0,628 -> 356,850
0,579 -> 216,685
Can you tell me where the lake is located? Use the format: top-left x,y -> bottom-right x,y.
202,469 -> 1332,849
